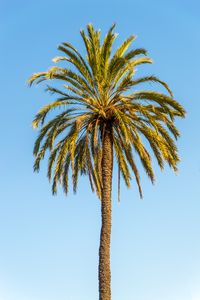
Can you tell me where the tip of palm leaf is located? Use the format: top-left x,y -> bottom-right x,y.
181,108 -> 187,118
52,57 -> 60,63
52,186 -> 57,195
32,120 -> 38,129
110,22 -> 116,30
87,23 -> 94,31
174,168 -> 179,175
33,165 -> 39,173
27,76 -> 34,86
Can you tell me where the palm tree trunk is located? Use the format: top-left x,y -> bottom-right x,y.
99,123 -> 113,300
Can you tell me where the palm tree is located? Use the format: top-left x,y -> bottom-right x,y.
29,24 -> 185,300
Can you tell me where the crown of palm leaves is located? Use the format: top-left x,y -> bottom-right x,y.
29,23 -> 185,200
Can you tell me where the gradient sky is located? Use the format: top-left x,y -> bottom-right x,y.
1,0 -> 200,299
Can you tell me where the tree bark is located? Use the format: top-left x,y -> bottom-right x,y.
99,123 -> 113,300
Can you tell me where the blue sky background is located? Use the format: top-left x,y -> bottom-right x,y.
1,0 -> 200,299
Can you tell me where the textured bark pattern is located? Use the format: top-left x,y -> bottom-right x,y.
99,124 -> 113,300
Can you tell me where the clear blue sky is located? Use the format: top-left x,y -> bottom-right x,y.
1,0 -> 200,299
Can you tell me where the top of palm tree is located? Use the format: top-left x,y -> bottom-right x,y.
29,23 -> 185,200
